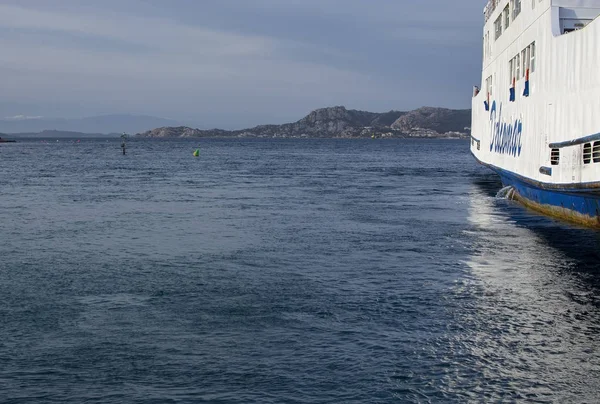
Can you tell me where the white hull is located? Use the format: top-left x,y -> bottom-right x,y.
471,0 -> 600,225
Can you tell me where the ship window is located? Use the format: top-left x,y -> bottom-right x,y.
483,32 -> 488,60
516,53 -> 520,79
512,57 -> 516,81
525,46 -> 531,74
509,59 -> 513,84
521,49 -> 527,75
530,42 -> 536,72
551,149 -> 560,165
486,75 -> 493,97
504,5 -> 510,29
494,15 -> 503,40
512,0 -> 522,19
593,142 -> 600,163
584,143 -> 592,164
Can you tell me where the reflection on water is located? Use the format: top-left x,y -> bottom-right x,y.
458,173 -> 600,402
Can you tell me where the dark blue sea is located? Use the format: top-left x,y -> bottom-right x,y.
1,138 -> 600,403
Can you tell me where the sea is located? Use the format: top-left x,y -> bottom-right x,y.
1,138 -> 600,403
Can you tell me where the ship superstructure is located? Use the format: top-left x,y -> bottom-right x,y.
471,0 -> 600,226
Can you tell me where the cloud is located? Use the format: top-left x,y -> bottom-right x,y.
3,114 -> 43,120
0,1 -> 482,126
0,3 -> 376,85
0,3 -> 275,57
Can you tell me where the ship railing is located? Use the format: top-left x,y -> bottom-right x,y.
549,133 -> 600,149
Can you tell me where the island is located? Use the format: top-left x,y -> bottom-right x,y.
136,106 -> 471,139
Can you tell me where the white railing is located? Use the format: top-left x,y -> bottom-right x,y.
484,0 -> 501,23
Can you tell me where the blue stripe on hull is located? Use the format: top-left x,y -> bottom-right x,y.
471,151 -> 600,226
492,167 -> 600,223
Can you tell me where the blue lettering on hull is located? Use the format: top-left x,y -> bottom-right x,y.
489,101 -> 522,156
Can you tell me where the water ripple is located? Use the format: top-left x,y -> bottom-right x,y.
1,139 -> 600,402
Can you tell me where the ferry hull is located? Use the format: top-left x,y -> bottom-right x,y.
491,164 -> 600,228
471,0 -> 600,228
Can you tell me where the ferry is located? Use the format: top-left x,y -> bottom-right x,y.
471,0 -> 600,227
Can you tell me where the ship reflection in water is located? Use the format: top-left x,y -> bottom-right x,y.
453,174 -> 600,401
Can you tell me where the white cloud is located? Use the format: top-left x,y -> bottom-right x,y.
3,115 -> 44,120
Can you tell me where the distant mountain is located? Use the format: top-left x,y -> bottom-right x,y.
0,114 -> 183,134
137,106 -> 471,139
390,107 -> 471,134
369,110 -> 407,127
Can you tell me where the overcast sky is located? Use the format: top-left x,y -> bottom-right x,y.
0,0 -> 484,128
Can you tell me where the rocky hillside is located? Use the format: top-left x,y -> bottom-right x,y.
390,107 -> 471,134
137,106 -> 471,139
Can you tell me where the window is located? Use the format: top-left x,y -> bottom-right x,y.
516,53 -> 520,80
525,46 -> 530,73
584,143 -> 592,164
486,75 -> 493,97
482,36 -> 485,61
494,15 -> 503,40
512,0 -> 522,19
483,33 -> 486,60
504,5 -> 510,29
509,57 -> 517,100
483,32 -> 490,61
530,42 -> 536,72
551,149 -> 560,165
521,49 -> 527,75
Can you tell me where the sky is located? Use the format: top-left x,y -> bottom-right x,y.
0,0 -> 484,129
